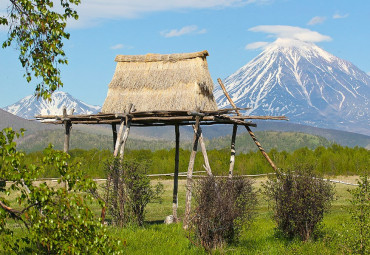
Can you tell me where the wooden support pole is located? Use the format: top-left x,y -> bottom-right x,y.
229,124 -> 238,178
193,125 -> 213,177
112,123 -> 117,152
119,116 -> 131,160
184,116 -> 201,229
113,104 -> 134,158
64,121 -> 72,153
217,78 -> 278,171
63,107 -> 72,153
172,124 -> 180,222
113,120 -> 126,157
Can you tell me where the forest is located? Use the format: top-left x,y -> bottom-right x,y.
23,144 -> 369,178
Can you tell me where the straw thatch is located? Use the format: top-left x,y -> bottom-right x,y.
101,50 -> 218,113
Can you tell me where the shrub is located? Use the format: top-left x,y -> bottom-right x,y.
342,175 -> 370,254
190,176 -> 256,251
264,165 -> 334,241
0,128 -> 122,254
104,159 -> 163,226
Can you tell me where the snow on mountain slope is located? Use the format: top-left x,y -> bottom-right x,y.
215,38 -> 370,135
3,91 -> 101,119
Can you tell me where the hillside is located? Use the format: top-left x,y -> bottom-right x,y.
206,131 -> 331,152
200,121 -> 370,149
0,108 -> 57,132
16,129 -> 176,153
16,127 -> 333,153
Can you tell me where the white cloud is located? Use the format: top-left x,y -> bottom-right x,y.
307,16 -> 326,25
249,25 -> 332,43
367,71 -> 370,76
70,0 -> 270,28
161,25 -> 206,38
333,13 -> 349,19
1,1 -> 272,29
245,41 -> 269,50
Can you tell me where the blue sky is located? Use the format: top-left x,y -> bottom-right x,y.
0,0 -> 369,107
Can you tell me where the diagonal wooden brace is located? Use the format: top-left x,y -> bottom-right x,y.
218,78 -> 278,171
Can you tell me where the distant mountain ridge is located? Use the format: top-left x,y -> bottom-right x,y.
3,91 -> 101,119
215,38 -> 370,135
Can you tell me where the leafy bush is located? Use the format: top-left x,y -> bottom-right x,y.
104,159 -> 163,226
190,176 -> 256,250
264,165 -> 334,241
342,175 -> 370,254
0,128 -> 122,254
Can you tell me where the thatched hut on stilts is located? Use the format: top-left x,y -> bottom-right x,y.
36,50 -> 287,228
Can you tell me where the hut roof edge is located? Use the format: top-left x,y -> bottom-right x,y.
114,50 -> 209,63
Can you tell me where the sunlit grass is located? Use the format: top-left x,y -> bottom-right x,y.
2,176 -> 361,254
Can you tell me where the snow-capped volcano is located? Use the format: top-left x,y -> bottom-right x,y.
215,38 -> 370,135
3,91 -> 101,119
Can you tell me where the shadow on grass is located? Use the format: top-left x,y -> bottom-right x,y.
145,220 -> 164,225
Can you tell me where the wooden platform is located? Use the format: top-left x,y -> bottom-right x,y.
35,108 -> 287,127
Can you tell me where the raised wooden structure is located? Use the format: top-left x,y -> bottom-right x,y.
36,108 -> 287,225
36,50 -> 288,228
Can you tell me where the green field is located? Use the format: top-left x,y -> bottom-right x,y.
108,177 -> 357,254
5,177 -> 359,254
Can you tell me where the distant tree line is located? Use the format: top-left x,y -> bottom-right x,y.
23,144 -> 369,178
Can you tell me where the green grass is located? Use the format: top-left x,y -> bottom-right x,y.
2,177 -> 361,254
103,177 -> 357,254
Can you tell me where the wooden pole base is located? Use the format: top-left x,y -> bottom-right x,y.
172,124 -> 180,222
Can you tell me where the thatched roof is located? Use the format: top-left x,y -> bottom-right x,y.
101,50 -> 218,113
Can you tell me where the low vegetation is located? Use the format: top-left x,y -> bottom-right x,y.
341,175 -> 370,254
0,128 -> 121,254
264,165 -> 335,241
190,177 -> 256,250
102,159 -> 163,227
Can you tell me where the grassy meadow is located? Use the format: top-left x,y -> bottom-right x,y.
6,177 -> 359,254
109,177 -> 357,254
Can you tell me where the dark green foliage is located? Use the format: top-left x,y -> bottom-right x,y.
343,175 -> 370,254
191,176 -> 257,250
104,159 -> 163,226
0,128 -> 122,254
22,144 -> 370,178
264,165 -> 335,241
1,0 -> 80,99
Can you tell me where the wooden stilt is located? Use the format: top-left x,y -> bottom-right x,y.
217,78 -> 278,171
113,104 -> 134,158
184,116 -> 201,229
172,124 -> 180,222
193,125 -> 213,177
113,120 -> 125,157
119,116 -> 131,160
63,107 -> 72,153
112,123 -> 117,151
229,124 -> 238,178
64,121 -> 72,153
